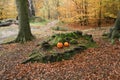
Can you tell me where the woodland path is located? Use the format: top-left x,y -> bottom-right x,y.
0,20 -> 58,44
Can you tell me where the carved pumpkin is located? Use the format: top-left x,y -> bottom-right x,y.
64,42 -> 69,47
57,42 -> 63,48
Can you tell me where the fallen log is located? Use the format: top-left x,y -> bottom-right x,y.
0,22 -> 12,27
0,19 -> 18,27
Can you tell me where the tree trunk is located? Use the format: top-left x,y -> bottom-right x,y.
28,0 -> 35,17
15,0 -> 34,43
56,0 -> 60,19
43,0 -> 51,19
98,0 -> 102,28
108,11 -> 120,43
83,0 -> 88,26
113,11 -> 120,30
48,9 -> 51,19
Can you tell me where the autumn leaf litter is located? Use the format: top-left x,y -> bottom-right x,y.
0,27 -> 120,80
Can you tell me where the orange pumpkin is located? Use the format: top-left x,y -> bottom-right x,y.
57,42 -> 63,48
64,42 -> 69,47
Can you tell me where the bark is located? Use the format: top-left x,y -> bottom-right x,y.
48,9 -> 50,19
15,0 -> 34,43
28,0 -> 35,17
98,0 -> 102,28
83,0 -> 88,26
108,11 -> 120,43
43,0 -> 51,19
113,11 -> 120,30
55,0 -> 60,19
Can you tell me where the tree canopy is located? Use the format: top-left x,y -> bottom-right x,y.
0,0 -> 120,24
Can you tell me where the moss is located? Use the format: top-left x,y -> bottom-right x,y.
22,51 -> 45,64
50,31 -> 83,45
70,39 -> 78,44
23,31 -> 96,63
41,41 -> 52,50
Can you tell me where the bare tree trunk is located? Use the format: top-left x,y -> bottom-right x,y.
108,11 -> 120,43
56,0 -> 60,19
28,0 -> 35,17
43,0 -> 51,19
113,11 -> 120,30
84,0 -> 88,26
15,0 -> 34,43
48,8 -> 50,19
98,0 -> 102,28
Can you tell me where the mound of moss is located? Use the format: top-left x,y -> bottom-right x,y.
23,31 -> 96,64
49,31 -> 82,46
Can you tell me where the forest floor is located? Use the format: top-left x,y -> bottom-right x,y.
0,21 -> 120,80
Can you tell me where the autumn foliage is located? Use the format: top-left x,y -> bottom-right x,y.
0,0 -> 120,25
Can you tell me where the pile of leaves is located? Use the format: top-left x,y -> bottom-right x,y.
23,31 -> 96,63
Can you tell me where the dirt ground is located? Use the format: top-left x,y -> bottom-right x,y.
0,22 -> 120,80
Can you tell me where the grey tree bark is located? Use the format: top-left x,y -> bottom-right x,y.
28,0 -> 35,17
15,0 -> 34,43
108,11 -> 120,43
